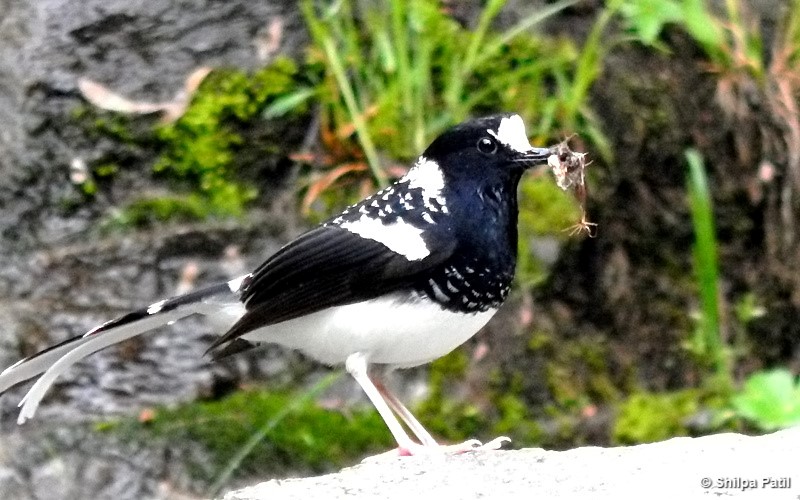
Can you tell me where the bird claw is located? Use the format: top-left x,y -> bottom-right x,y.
448,436 -> 511,453
476,435 -> 512,450
367,436 -> 511,460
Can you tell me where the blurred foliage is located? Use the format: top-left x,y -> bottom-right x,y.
731,369 -> 800,431
491,392 -> 546,445
517,175 -> 582,287
74,59 -> 308,227
617,0 -> 791,82
147,59 -> 301,220
618,0 -> 722,52
70,0 -> 800,477
541,335 -> 621,410
295,0 -> 613,225
415,350 -> 547,445
613,390 -> 700,444
629,1 -> 800,435
101,382 -> 392,491
110,195 -> 212,227
684,149 -> 730,384
299,0 -> 584,183
416,331 -> 622,449
416,350 -> 488,441
295,0 -> 605,289
682,148 -> 800,434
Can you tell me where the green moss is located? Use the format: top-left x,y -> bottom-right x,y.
93,163 -> 120,177
519,176 -> 582,235
150,58 -> 302,220
107,195 -> 211,227
70,58 -> 308,227
491,393 -> 544,444
418,331 -> 626,448
101,387 -> 392,482
67,106 -> 158,207
70,104 -> 147,144
516,176 -> 582,287
542,335 -> 620,410
428,348 -> 469,383
79,179 -> 98,196
477,330 -> 629,448
415,349 -> 485,441
527,329 -> 553,351
416,400 -> 487,442
91,114 -> 140,143
613,390 -> 700,444
71,162 -> 122,202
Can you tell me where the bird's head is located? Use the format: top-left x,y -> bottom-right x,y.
419,113 -> 550,184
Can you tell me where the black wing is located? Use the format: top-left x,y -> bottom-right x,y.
207,224 -> 455,352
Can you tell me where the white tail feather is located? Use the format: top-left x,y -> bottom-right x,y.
0,337 -> 93,394
1,278 -> 247,424
16,309 -> 193,423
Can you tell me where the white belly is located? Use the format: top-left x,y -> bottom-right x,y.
242,295 -> 497,367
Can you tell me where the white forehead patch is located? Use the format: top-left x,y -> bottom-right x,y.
488,114 -> 532,153
404,157 -> 444,194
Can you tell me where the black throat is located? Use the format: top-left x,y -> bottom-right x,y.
413,171 -> 522,313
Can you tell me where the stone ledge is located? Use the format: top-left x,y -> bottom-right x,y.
223,429 -> 800,499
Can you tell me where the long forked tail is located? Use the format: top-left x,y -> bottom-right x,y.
0,278 -> 247,424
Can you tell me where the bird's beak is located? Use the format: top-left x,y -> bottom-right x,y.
515,146 -> 551,168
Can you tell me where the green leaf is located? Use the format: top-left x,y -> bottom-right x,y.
732,369 -> 800,431
262,87 -> 317,119
685,148 -> 726,378
681,0 -> 724,51
619,0 -> 683,45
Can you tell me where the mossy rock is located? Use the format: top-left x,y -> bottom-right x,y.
72,58 -> 310,227
613,390 -> 700,444
415,350 -> 487,441
146,58 -> 308,222
100,386 -> 393,487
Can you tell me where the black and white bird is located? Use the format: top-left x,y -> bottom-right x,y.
0,113 -> 551,455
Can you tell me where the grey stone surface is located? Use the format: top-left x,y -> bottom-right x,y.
0,1 -> 307,498
224,429 -> 800,500
0,467 -> 29,500
0,0 -> 306,248
0,423 -> 170,500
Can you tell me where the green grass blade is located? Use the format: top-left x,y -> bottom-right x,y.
560,0 -> 618,127
391,0 -> 413,116
685,148 -> 727,380
463,0 -> 506,69
262,88 -> 317,119
322,36 -> 387,185
476,0 -> 580,68
207,371 -> 344,497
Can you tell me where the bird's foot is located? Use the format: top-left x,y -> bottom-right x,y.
364,436 -> 511,462
373,436 -> 511,458
431,436 -> 511,454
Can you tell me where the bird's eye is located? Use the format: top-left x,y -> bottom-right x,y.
477,137 -> 498,154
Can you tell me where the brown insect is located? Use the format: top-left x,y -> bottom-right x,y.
548,141 -> 596,237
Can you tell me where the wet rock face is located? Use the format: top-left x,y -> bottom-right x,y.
0,0 -> 306,497
0,224 -> 286,417
0,222 -> 303,499
0,428 -> 167,500
0,0 -> 306,248
0,0 -> 306,398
